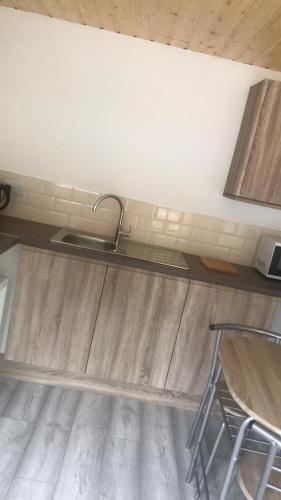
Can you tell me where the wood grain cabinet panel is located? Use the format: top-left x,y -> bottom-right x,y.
86,267 -> 189,388
165,283 -> 279,397
5,247 -> 107,372
224,79 -> 281,208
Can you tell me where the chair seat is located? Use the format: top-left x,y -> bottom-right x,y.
186,323 -> 281,500
237,453 -> 281,499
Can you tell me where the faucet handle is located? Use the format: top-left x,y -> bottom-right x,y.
119,225 -> 132,238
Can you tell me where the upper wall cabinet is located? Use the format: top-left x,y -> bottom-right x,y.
224,79 -> 281,208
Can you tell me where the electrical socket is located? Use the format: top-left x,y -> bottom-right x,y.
10,183 -> 25,197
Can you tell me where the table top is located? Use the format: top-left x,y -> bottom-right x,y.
219,336 -> 281,437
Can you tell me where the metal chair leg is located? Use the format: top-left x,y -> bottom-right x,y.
199,442 -> 210,500
194,421 -> 226,498
255,442 -> 277,500
186,383 -> 212,449
194,466 -> 201,500
218,398 -> 235,447
219,416 -> 254,500
186,365 -> 222,483
186,330 -> 222,450
206,421 -> 226,476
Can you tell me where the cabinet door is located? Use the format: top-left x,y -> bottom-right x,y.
86,267 -> 188,388
224,79 -> 281,207
240,80 -> 281,205
165,283 -> 279,397
5,247 -> 106,372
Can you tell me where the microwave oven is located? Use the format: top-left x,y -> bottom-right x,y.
254,234 -> 281,280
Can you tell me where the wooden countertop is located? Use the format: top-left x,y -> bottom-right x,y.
1,214 -> 281,297
219,336 -> 281,437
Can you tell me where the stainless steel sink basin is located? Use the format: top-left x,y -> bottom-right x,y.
60,232 -> 116,252
50,229 -> 189,270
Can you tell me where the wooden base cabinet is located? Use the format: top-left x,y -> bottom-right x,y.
5,247 -> 279,406
86,267 -> 188,388
5,247 -> 189,391
165,282 -> 279,397
5,247 -> 107,372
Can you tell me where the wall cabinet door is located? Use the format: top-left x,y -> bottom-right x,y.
5,247 -> 106,372
86,267 -> 188,388
224,79 -> 281,208
165,282 -> 279,397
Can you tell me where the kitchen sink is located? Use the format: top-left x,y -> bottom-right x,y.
60,231 -> 116,252
50,229 -> 189,270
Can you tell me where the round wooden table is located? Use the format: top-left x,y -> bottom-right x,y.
219,336 -> 281,437
218,336 -> 281,499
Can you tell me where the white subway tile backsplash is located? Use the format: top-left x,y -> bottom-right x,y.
137,216 -> 165,233
198,244 -> 230,261
80,204 -> 95,220
39,209 -> 68,227
182,212 -> 193,225
44,181 -> 74,200
235,223 -> 263,239
15,174 -> 44,194
123,213 -> 139,230
175,238 -> 190,252
73,189 -> 97,205
228,250 -> 253,266
173,224 -> 193,239
211,218 -> 237,234
152,233 -> 177,248
242,238 -> 258,253
126,199 -> 155,217
27,192 -> 56,210
92,221 -> 115,237
13,191 -> 28,205
55,199 -> 82,216
191,228 -> 219,245
155,207 -> 168,220
0,171 -> 15,184
218,233 -> 244,250
67,215 -> 94,233
90,206 -> 118,224
6,203 -> 40,222
167,209 -> 184,223
1,169 -> 280,267
129,228 -> 151,244
189,213 -> 213,229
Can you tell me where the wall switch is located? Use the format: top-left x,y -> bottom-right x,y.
10,183 -> 25,197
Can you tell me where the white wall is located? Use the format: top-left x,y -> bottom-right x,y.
1,7 -> 281,229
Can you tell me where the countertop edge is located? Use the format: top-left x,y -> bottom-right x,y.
0,215 -> 281,298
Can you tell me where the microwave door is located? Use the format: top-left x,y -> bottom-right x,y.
268,245 -> 281,278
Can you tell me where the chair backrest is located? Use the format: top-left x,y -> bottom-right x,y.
209,323 -> 281,342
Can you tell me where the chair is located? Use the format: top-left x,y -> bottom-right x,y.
186,323 -> 281,499
221,419 -> 281,499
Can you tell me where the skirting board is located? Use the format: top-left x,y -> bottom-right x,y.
0,355 -> 200,410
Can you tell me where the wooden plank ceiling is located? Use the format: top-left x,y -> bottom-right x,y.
1,0 -> 281,71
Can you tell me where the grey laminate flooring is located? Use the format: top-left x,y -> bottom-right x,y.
0,377 -> 242,500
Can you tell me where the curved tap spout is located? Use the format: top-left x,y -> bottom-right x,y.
92,194 -> 130,251
92,194 -> 124,226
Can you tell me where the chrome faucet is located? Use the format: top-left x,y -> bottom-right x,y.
92,194 -> 131,252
